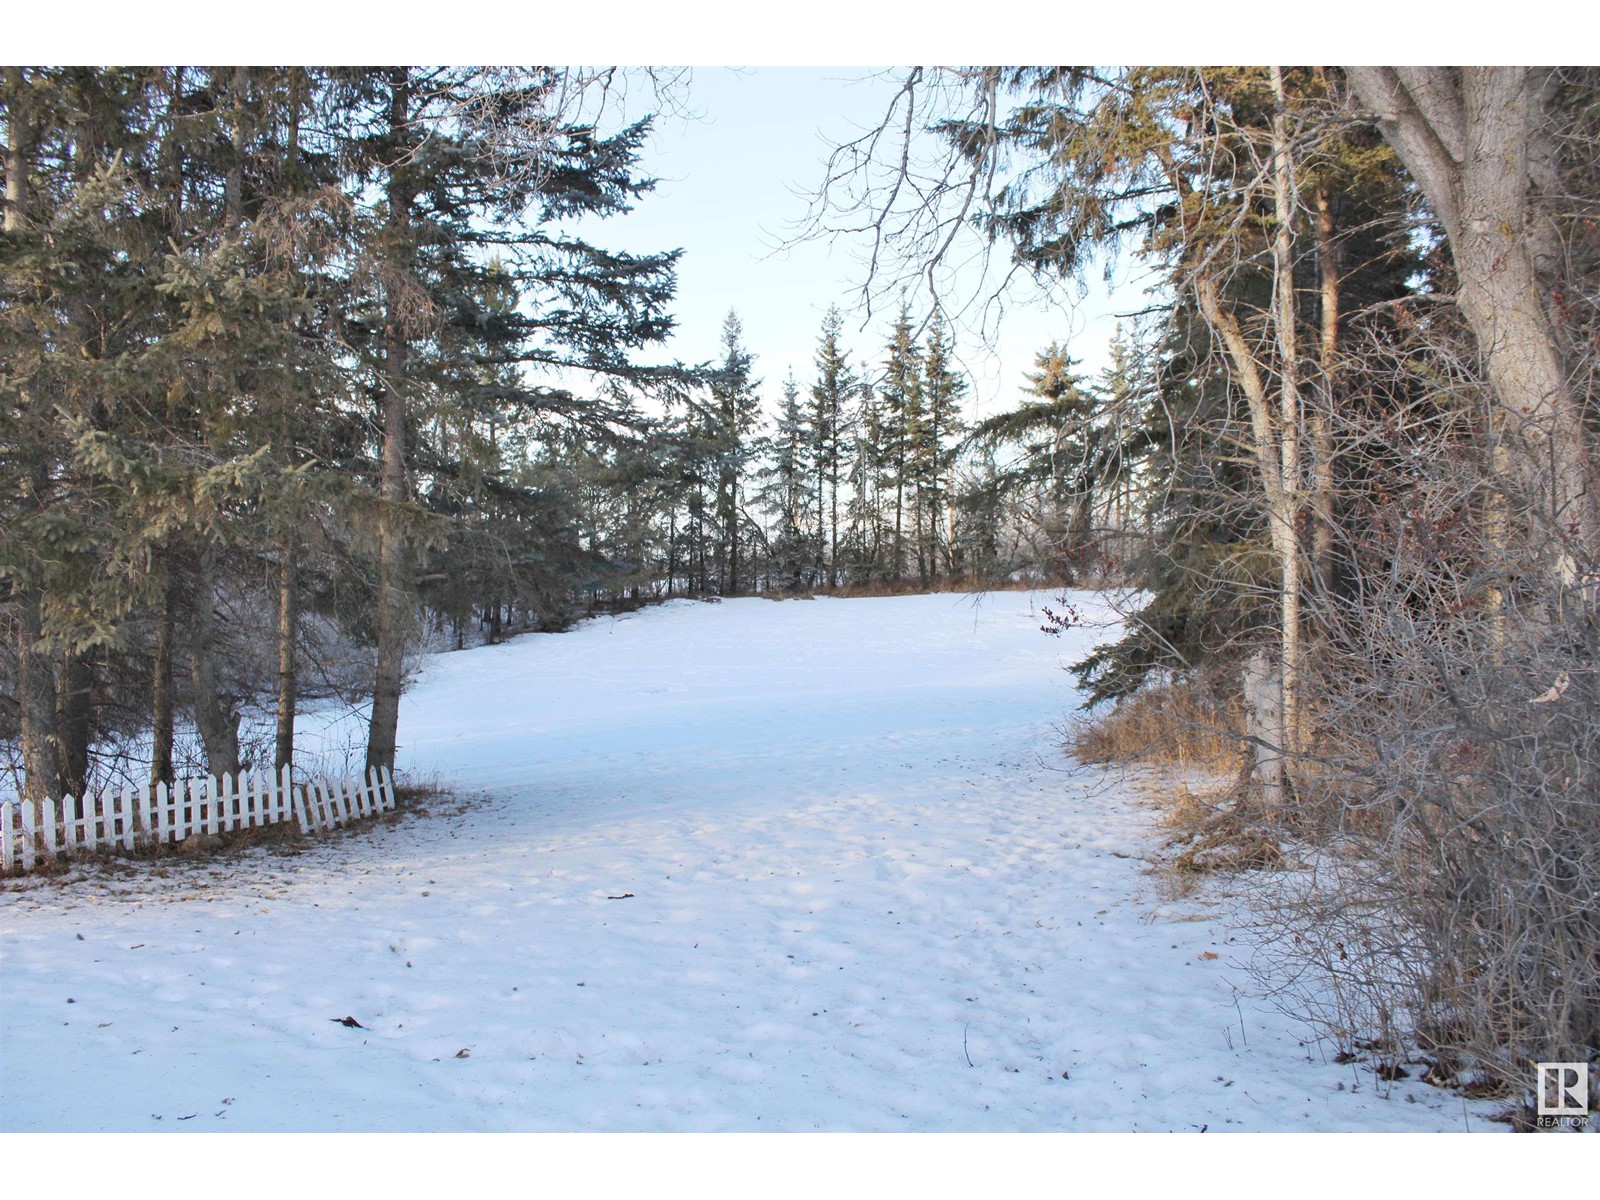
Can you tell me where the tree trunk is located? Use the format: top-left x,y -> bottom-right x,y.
1243,650 -> 1285,817
17,592 -> 61,809
367,323 -> 411,772
717,469 -> 739,595
665,507 -> 677,597
275,542 -> 298,773
189,547 -> 241,779
1269,67 -> 1304,766
177,67 -> 250,784
7,73 -> 61,811
273,70 -> 307,776
815,460 -> 826,587
367,69 -> 415,776
731,508 -> 741,595
1194,270 -> 1302,803
56,649 -> 93,800
2,67 -> 25,233
1347,66 -> 1599,576
830,460 -> 840,588
150,569 -> 178,789
893,475 -> 905,583
1310,186 -> 1340,596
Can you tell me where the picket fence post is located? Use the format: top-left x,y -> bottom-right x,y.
120,785 -> 135,851
286,764 -> 309,833
155,779 -> 172,843
138,781 -> 153,849
19,802 -> 35,871
62,794 -> 79,854
41,796 -> 58,859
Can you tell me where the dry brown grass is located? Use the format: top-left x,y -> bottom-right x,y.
1072,678 -> 1290,877
1071,677 -> 1247,774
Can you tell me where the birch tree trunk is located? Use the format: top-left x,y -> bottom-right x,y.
1310,186 -> 1340,595
1196,271 -> 1298,815
1269,67 -> 1304,766
2,66 -> 25,231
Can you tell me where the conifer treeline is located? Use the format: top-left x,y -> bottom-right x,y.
517,301 -> 1139,605
648,304 -> 997,599
2,66 -> 1111,805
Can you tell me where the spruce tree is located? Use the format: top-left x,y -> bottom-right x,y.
876,307 -> 923,581
917,320 -> 968,580
753,372 -> 818,591
335,67 -> 687,772
809,307 -> 857,586
709,311 -> 761,595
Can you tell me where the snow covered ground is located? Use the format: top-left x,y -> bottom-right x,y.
0,591 -> 1502,1133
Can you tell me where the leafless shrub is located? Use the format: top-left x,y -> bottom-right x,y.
1256,313 -> 1600,1094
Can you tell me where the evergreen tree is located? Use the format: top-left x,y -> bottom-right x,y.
843,385 -> 888,580
709,311 -> 761,595
971,344 -> 1104,581
876,306 -> 922,581
752,372 -> 818,591
334,67 -> 686,772
916,320 -> 968,579
809,307 -> 857,585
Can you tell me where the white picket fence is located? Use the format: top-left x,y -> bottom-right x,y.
1,764 -> 396,876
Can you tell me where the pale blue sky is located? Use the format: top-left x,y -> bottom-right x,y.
575,67 -> 1156,423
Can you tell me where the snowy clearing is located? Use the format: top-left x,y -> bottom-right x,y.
0,591 -> 1498,1132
